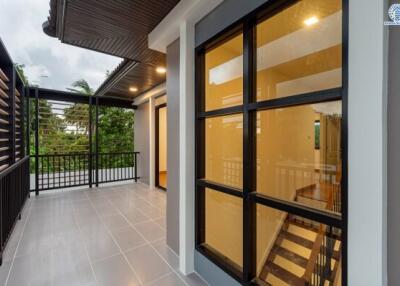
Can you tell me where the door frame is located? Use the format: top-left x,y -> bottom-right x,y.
155,103 -> 167,190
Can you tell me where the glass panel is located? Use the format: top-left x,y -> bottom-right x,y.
205,114 -> 243,189
205,33 -> 243,111
205,188 -> 243,267
256,101 -> 342,214
256,0 -> 342,101
256,204 -> 342,285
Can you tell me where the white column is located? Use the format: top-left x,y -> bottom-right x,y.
179,19 -> 195,275
149,96 -> 156,189
348,0 -> 388,285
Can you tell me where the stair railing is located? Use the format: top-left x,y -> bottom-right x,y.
303,225 -> 325,285
303,225 -> 337,286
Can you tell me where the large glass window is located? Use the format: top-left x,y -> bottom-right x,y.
256,0 -> 342,102
205,114 -> 243,189
205,188 -> 243,267
205,33 -> 243,111
256,205 -> 342,285
256,101 -> 342,214
196,1 -> 346,285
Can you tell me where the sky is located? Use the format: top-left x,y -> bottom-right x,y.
0,0 -> 121,91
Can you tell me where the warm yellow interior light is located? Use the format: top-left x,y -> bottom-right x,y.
156,67 -> 167,74
304,16 -> 319,26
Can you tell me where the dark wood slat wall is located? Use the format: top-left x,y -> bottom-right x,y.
0,39 -> 26,173
43,0 -> 176,99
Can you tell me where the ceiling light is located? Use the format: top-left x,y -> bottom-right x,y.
304,16 -> 319,26
156,67 -> 167,74
129,86 -> 138,92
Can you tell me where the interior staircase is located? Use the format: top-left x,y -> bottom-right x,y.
259,186 -> 342,286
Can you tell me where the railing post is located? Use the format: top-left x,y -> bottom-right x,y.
26,87 -> 30,197
34,88 -> 39,196
134,152 -> 138,182
88,96 -> 92,188
95,97 -> 99,187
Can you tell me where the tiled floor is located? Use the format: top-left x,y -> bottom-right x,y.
0,183 -> 208,286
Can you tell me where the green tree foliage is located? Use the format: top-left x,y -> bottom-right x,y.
18,64 -> 135,173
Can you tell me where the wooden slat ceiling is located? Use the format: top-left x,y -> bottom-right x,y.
43,0 -> 179,98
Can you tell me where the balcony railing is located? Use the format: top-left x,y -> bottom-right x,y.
0,156 -> 30,264
32,152 -> 139,192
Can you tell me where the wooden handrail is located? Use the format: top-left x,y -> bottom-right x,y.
302,225 -> 326,284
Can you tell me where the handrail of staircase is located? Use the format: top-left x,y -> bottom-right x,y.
302,224 -> 326,285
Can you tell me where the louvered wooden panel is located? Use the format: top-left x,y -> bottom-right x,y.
14,87 -> 23,161
0,68 -> 11,170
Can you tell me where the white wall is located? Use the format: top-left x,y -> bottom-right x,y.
348,0 -> 388,285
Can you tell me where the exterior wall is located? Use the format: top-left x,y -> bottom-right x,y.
166,38 -> 180,254
195,0 -> 269,47
388,6 -> 400,284
134,102 -> 150,185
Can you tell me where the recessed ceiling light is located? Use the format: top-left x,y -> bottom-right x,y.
156,67 -> 167,74
304,16 -> 319,26
129,86 -> 138,92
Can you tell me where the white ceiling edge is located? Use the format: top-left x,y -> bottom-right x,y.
148,0 -> 224,53
133,82 -> 166,106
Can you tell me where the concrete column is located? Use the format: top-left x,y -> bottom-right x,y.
179,19 -> 195,275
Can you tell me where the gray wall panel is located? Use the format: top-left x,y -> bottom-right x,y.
194,251 -> 241,286
134,102 -> 149,185
195,0 -> 268,47
166,38 -> 180,254
388,13 -> 400,286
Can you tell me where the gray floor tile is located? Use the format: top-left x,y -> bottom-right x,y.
145,272 -> 186,286
0,261 -> 11,285
135,221 -> 165,242
122,209 -> 149,224
125,245 -> 172,283
84,232 -> 121,262
101,214 -> 130,231
112,226 -> 147,252
93,254 -> 140,286
1,183 -> 202,286
7,250 -> 52,286
151,239 -> 179,269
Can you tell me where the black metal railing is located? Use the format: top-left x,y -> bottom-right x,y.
95,152 -> 138,184
0,156 -> 29,264
32,151 -> 139,192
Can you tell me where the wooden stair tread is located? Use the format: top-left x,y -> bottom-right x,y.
263,262 -> 304,286
287,219 -> 319,233
271,245 -> 308,269
279,230 -> 314,249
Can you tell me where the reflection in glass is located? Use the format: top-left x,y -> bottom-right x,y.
205,114 -> 243,189
256,0 -> 342,101
205,33 -> 243,111
205,188 -> 243,267
256,204 -> 342,285
256,101 -> 342,214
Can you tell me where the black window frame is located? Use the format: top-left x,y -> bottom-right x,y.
194,0 -> 348,285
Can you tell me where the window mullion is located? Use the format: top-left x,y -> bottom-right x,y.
243,17 -> 257,284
